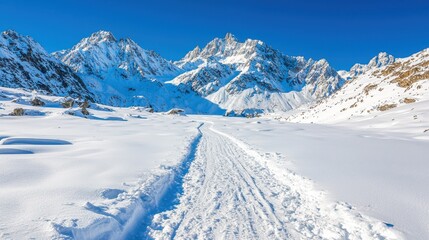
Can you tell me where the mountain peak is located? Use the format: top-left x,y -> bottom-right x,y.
54,30 -> 180,81
183,46 -> 201,60
346,52 -> 395,78
225,33 -> 238,43
88,30 -> 117,43
2,29 -> 19,38
0,30 -> 47,56
1,30 -> 31,43
368,52 -> 395,69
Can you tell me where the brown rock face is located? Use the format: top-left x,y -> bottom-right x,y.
403,98 -> 417,104
377,104 -> 397,111
10,108 -> 25,116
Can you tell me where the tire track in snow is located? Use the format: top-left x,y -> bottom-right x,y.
144,123 -> 401,240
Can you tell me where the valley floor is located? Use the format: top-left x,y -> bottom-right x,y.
0,101 -> 428,239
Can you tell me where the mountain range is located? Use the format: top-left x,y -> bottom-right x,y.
1,30 -> 427,116
285,48 -> 429,123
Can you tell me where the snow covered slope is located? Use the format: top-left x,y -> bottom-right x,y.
0,30 -> 94,100
0,86 -> 405,239
212,115 -> 428,240
0,88 -> 204,239
171,33 -> 344,114
283,48 -> 429,123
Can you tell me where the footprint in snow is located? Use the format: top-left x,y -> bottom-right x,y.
101,188 -> 126,200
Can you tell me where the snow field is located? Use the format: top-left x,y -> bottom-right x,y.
0,87 -> 426,239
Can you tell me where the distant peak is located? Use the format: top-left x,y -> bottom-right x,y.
89,30 -> 117,43
225,33 -> 238,42
1,30 -> 42,49
373,52 -> 394,60
2,30 -> 21,39
316,59 -> 328,65
183,46 -> 201,60
3,29 -> 18,35
368,52 -> 395,68
190,46 -> 201,55
377,52 -> 389,57
121,37 -> 138,45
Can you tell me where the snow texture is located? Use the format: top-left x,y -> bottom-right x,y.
1,87 -> 423,239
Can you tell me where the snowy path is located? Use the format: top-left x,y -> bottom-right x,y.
137,123 -> 399,240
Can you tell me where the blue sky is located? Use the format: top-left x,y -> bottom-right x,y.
1,0 -> 428,70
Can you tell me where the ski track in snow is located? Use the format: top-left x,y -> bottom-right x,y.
142,123 -> 398,239
55,122 -> 400,240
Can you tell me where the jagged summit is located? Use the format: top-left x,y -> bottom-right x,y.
1,30 -> 47,55
2,29 -> 20,38
87,30 -> 117,43
224,32 -> 238,43
368,52 -> 395,68
175,33 -> 272,70
342,52 -> 396,79
181,46 -> 201,62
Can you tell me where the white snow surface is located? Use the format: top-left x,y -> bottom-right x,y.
2,86 -> 427,239
210,115 -> 429,240
266,48 -> 429,239
0,88 -> 203,239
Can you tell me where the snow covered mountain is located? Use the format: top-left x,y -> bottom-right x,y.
53,31 -> 180,79
0,30 -> 93,100
53,31 -> 222,113
283,48 -> 429,123
51,31 -> 344,114
171,33 -> 345,114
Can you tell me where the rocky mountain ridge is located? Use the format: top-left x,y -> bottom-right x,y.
171,33 -> 344,114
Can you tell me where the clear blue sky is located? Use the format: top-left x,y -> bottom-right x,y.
1,0 -> 428,70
